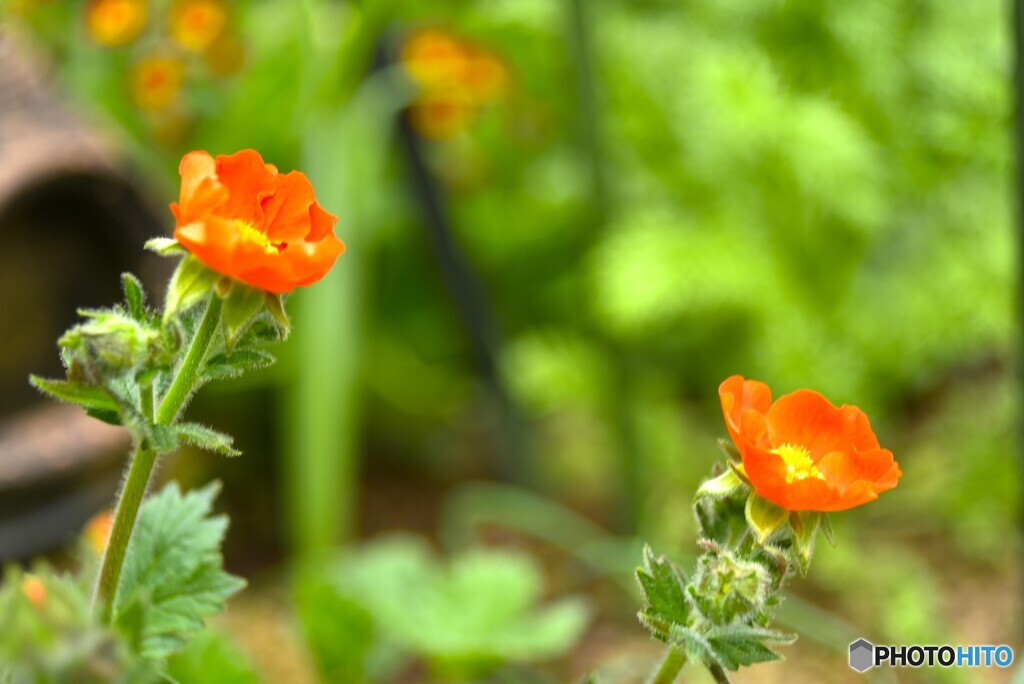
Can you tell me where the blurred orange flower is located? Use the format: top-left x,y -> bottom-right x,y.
87,0 -> 147,48
85,510 -> 114,554
719,375 -> 901,512
22,576 -> 46,607
130,54 -> 185,111
170,0 -> 228,52
401,27 -> 509,139
172,150 -> 345,293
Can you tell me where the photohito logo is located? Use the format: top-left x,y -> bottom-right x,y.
849,639 -> 1014,672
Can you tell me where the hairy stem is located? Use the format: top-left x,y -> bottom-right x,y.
92,296 -> 223,620
650,644 -> 687,684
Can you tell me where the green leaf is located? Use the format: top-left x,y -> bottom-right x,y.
295,574 -> 374,684
166,629 -> 260,684
30,376 -> 121,413
635,546 -> 690,643
744,494 -> 788,545
220,285 -> 267,351
113,482 -> 246,659
164,256 -> 220,323
695,468 -> 744,501
203,349 -> 276,381
175,423 -> 241,457
145,237 -> 189,256
329,535 -> 590,670
705,624 -> 797,671
790,511 -> 822,577
122,273 -> 148,322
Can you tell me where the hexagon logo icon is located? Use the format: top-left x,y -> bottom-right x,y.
849,638 -> 874,672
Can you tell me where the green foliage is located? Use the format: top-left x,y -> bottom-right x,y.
298,535 -> 591,681
635,547 -> 691,643
0,567 -> 160,684
295,576 -> 375,683
165,630 -> 261,684
174,423 -> 241,457
113,482 -> 245,660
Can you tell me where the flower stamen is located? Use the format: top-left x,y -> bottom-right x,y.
234,220 -> 283,255
771,444 -> 823,484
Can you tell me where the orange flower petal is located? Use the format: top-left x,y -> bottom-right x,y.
214,150 -> 277,227
719,376 -> 900,512
261,171 -> 316,243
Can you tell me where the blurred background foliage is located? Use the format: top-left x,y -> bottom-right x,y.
1,0 -> 1020,681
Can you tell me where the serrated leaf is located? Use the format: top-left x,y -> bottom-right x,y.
635,546 -> 690,640
695,469 -> 743,501
122,273 -> 148,322
30,376 -> 120,413
175,423 -> 241,457
203,349 -> 276,381
145,237 -> 189,256
745,494 -> 788,545
113,482 -> 245,659
164,255 -> 220,323
705,625 -> 796,670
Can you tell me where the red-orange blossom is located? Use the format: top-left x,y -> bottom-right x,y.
719,375 -> 901,512
172,149 -> 344,294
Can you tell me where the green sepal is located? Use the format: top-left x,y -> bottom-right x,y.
744,494 -> 788,545
145,237 -> 189,257
29,376 -> 120,413
695,468 -> 744,501
203,349 -> 277,382
175,423 -> 241,457
635,546 -> 690,644
820,514 -> 836,547
164,256 -> 220,323
218,283 -> 266,351
789,511 -> 822,577
121,273 -> 148,322
264,293 -> 290,338
717,438 -> 741,462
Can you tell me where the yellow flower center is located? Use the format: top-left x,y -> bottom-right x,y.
771,443 -> 824,484
235,220 -> 283,254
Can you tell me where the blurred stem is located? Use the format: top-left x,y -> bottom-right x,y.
92,296 -> 223,621
650,645 -> 687,684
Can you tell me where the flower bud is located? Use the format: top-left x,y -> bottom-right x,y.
59,312 -> 163,376
692,551 -> 770,623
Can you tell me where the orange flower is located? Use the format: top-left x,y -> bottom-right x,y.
87,0 -> 147,48
130,55 -> 185,111
401,28 -> 509,139
172,150 -> 345,294
719,376 -> 901,512
85,510 -> 114,554
170,0 -> 228,52
22,576 -> 46,607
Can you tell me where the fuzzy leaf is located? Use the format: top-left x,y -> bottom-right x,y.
705,624 -> 797,671
145,237 -> 189,256
635,546 -> 690,643
113,482 -> 245,659
695,468 -> 744,501
122,273 -> 148,322
175,423 -> 241,457
745,494 -> 788,545
203,349 -> 276,381
29,376 -> 120,413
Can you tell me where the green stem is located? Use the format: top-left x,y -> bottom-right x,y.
650,644 -> 687,684
92,296 -> 223,620
156,295 -> 223,424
